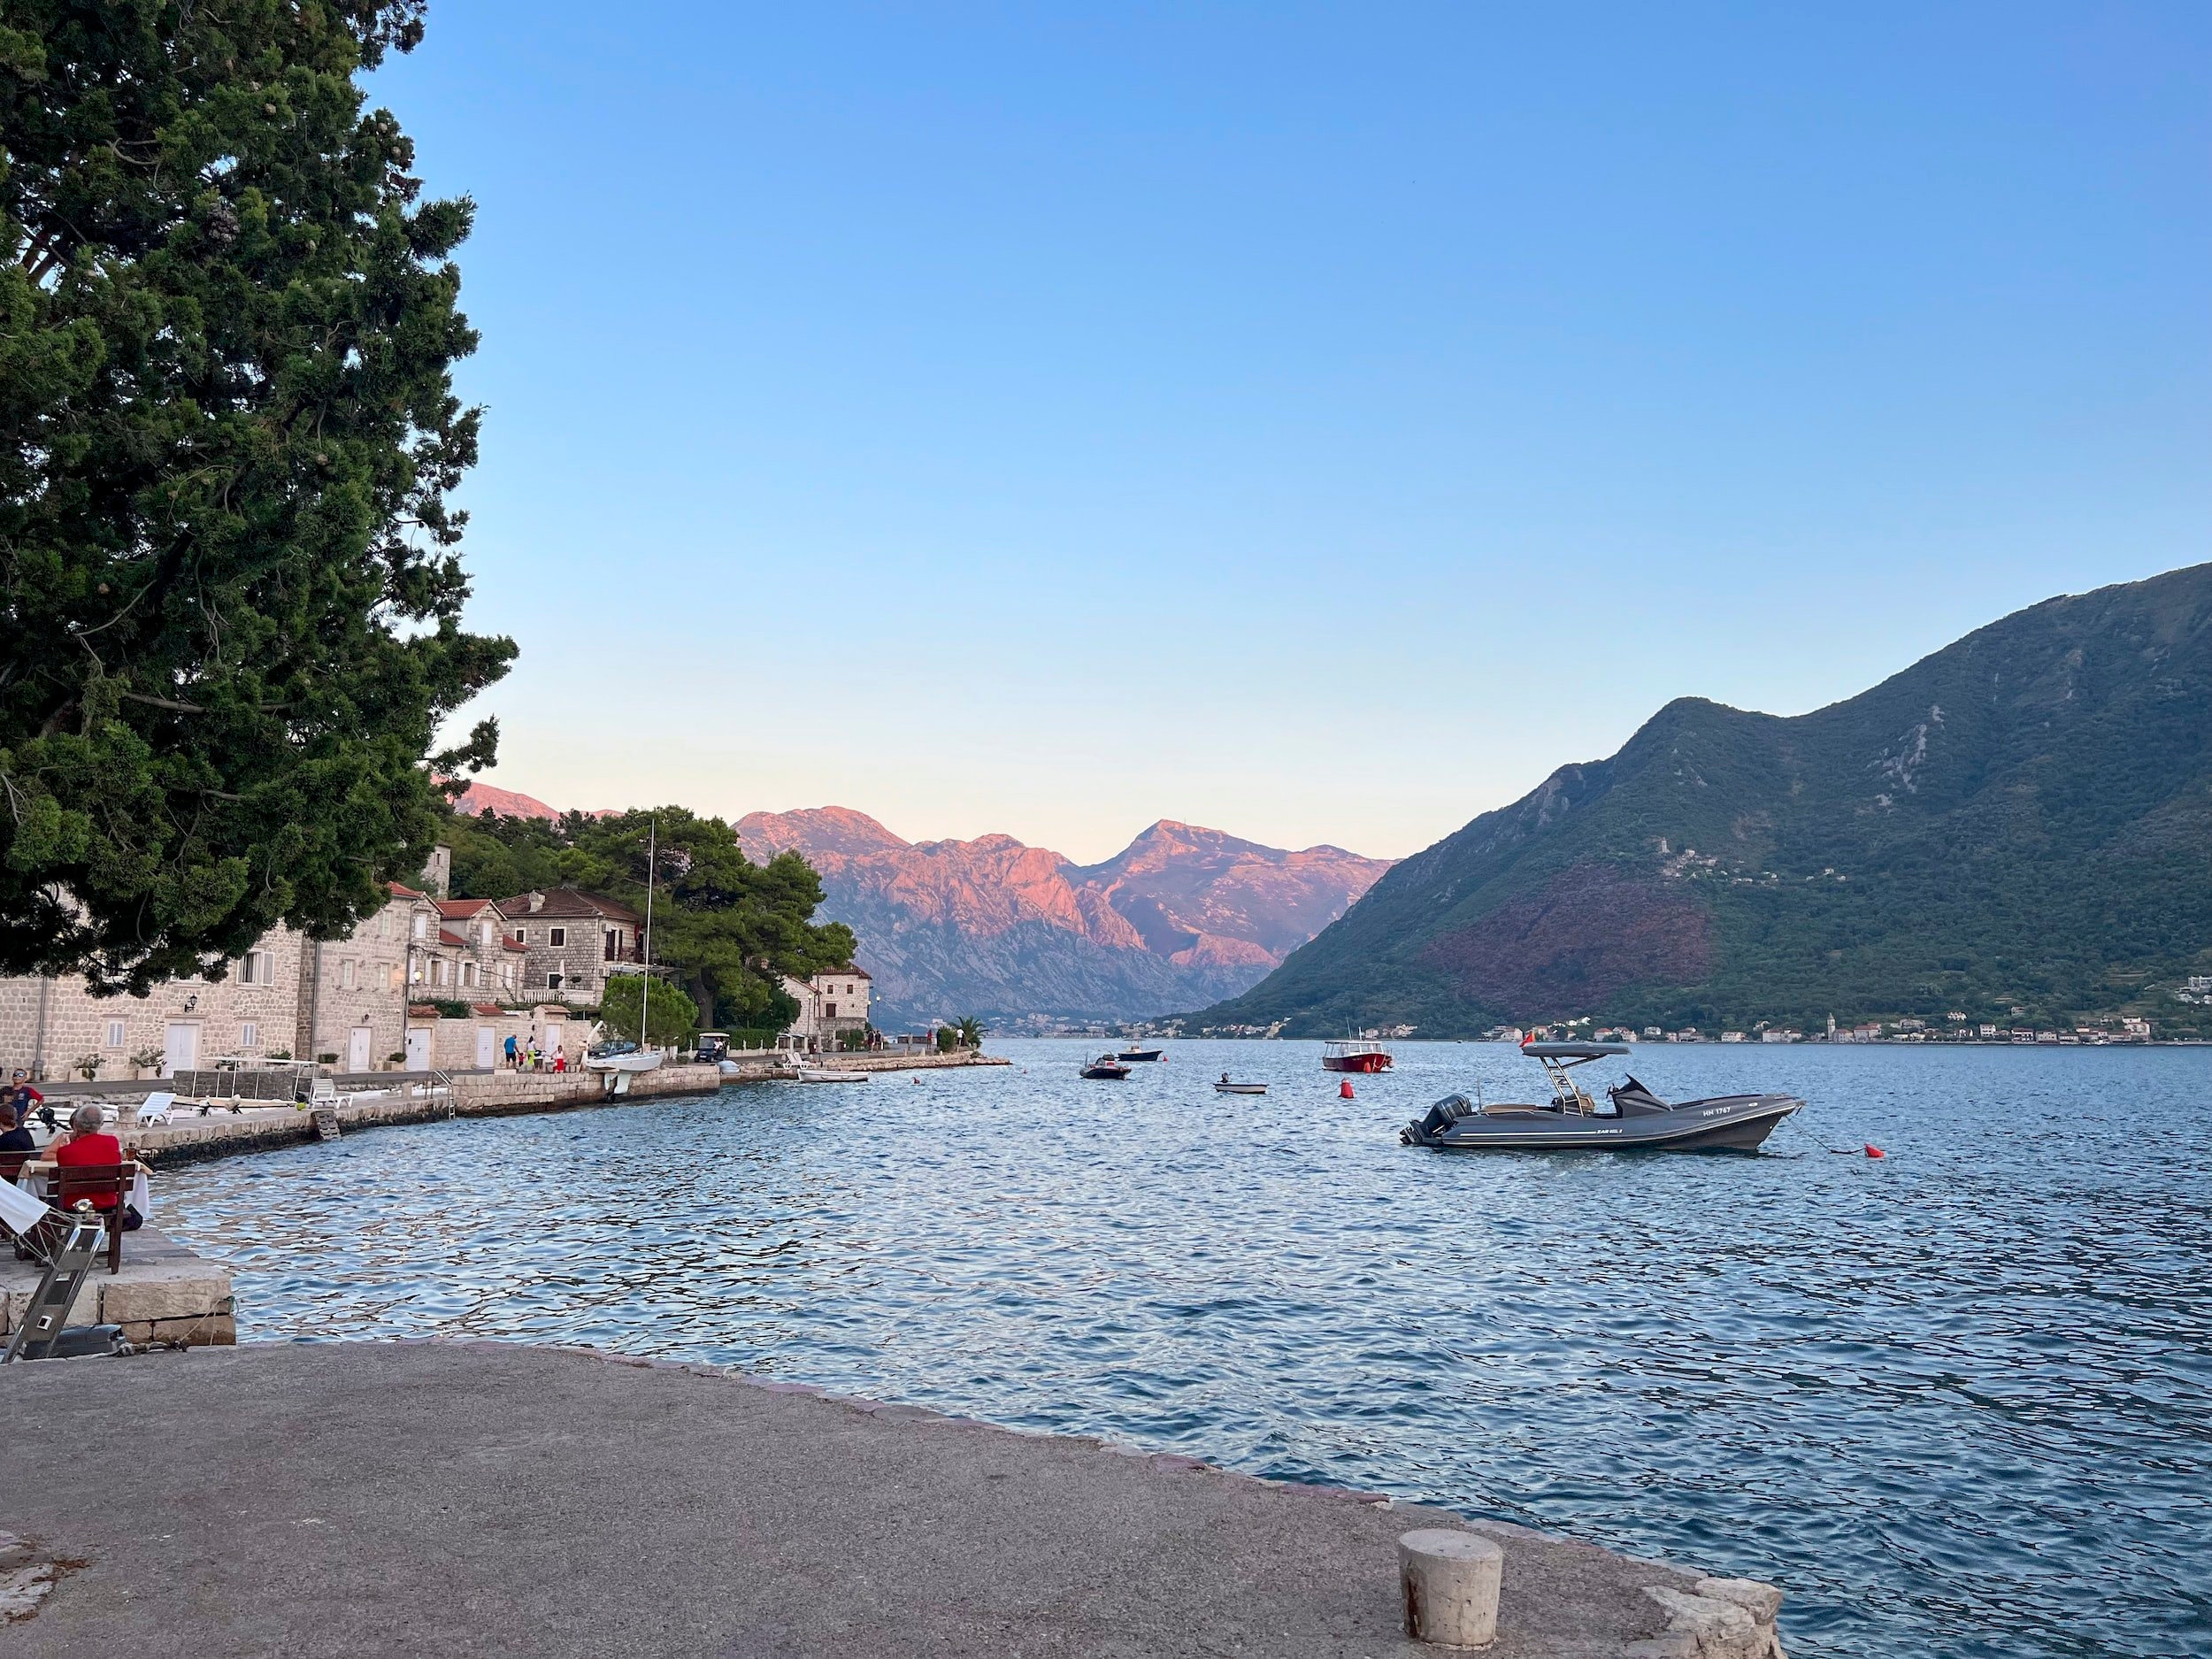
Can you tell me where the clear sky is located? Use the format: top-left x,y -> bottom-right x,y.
379,4 -> 2211,863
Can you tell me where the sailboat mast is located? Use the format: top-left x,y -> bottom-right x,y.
640,818 -> 657,1048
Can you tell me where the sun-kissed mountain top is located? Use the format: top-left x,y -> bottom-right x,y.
442,783 -> 1392,1023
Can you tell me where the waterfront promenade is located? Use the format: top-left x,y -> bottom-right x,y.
0,1340 -> 1781,1656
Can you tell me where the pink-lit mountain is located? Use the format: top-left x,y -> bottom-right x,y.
737,809 -> 1392,1026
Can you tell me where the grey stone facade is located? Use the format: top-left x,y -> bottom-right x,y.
0,849 -> 572,1080
497,889 -> 646,1006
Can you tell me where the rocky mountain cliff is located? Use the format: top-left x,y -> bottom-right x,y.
1192,564 -> 2212,1038
737,810 -> 1392,1027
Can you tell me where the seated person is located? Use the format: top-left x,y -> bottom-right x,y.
52,1104 -> 138,1225
0,1096 -> 35,1156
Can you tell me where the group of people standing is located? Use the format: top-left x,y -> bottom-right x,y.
500,1033 -> 566,1073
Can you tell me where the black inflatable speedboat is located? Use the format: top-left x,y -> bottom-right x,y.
1399,1041 -> 1801,1154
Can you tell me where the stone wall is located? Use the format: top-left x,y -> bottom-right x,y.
0,927 -> 312,1083
125,1062 -> 728,1164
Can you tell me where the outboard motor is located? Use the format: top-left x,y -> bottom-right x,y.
1606,1076 -> 1672,1118
1402,1094 -> 1478,1145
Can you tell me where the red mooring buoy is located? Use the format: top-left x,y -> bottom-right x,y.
1865,1144 -> 1886,1159
1340,1079 -> 1356,1100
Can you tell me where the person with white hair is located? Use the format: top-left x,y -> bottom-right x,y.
50,1102 -> 142,1232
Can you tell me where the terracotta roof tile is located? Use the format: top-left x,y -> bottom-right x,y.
494,887 -> 643,925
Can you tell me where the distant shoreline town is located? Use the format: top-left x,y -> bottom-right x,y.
1090,998 -> 2206,1047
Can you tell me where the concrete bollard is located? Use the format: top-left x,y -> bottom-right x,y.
1398,1528 -> 1502,1648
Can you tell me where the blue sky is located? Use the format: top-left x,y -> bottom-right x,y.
380,4 -> 2211,862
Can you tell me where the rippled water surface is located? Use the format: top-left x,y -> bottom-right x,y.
157,1040 -> 2211,1656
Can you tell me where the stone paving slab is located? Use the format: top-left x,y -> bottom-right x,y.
0,1340 -> 1778,1657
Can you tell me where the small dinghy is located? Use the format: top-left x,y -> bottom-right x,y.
1212,1074 -> 1266,1095
1400,1041 -> 1801,1154
792,1066 -> 869,1084
1081,1055 -> 1133,1079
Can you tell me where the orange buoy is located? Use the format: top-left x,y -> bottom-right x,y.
1865,1144 -> 1886,1159
1340,1079 -> 1356,1099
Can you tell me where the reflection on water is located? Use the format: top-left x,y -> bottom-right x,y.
158,1040 -> 2212,1658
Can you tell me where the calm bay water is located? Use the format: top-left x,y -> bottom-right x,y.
157,1039 -> 2209,1656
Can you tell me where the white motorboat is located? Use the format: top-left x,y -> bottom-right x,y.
792,1066 -> 869,1084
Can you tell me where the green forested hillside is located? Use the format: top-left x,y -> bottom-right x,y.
1194,565 -> 2212,1037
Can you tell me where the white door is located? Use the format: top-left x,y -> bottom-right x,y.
544,1021 -> 565,1059
475,1025 -> 495,1069
404,1026 -> 431,1071
348,1026 -> 372,1073
163,1022 -> 199,1077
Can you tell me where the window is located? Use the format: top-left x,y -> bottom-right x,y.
549,927 -> 566,948
548,972 -> 564,991
431,959 -> 447,987
340,959 -> 357,990
826,1002 -> 837,1019
412,912 -> 427,940
105,1019 -> 127,1048
516,927 -> 527,944
463,962 -> 478,987
241,1021 -> 259,1048
604,930 -> 618,962
239,949 -> 273,985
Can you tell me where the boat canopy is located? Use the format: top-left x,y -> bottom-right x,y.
1519,1041 -> 1630,1059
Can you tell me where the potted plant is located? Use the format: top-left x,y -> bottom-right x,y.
74,1052 -> 101,1081
130,1046 -> 163,1080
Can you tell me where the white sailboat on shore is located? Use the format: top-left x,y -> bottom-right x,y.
587,818 -> 667,1075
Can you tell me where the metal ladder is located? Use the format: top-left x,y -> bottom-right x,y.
2,1210 -> 110,1363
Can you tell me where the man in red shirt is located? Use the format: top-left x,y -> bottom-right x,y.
52,1103 -> 129,1213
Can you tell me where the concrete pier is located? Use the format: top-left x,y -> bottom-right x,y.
0,1225 -> 234,1348
0,1340 -> 1782,1657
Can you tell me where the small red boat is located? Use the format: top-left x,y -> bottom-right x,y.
1321,1039 -> 1393,1073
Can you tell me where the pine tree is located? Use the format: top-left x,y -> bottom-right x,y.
0,0 -> 513,992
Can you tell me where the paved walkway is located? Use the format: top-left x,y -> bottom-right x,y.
0,1341 -> 1753,1657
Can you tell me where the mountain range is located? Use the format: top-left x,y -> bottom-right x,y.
1194,564 -> 2212,1038
445,784 -> 1392,1026
736,810 -> 1391,1027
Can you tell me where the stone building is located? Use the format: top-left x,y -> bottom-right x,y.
0,849 -> 584,1080
495,888 -> 646,1005
777,967 -> 872,1052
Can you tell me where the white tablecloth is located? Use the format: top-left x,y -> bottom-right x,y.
12,1164 -> 152,1217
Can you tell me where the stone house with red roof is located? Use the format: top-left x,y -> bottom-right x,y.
496,888 -> 646,1007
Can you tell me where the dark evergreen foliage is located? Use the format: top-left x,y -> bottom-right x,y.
443,805 -> 856,1036
0,0 -> 512,992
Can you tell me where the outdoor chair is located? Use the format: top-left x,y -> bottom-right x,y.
39,1163 -> 134,1273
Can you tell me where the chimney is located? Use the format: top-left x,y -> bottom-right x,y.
528,891 -> 544,913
